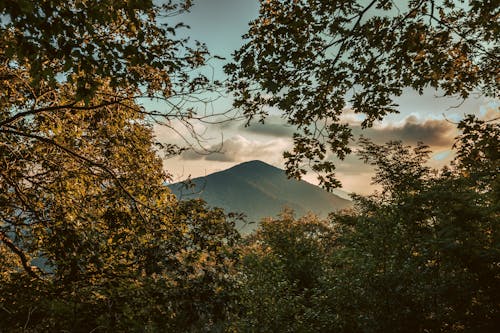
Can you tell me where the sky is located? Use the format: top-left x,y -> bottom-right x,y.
153,0 -> 498,195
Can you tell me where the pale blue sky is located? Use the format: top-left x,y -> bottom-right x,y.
183,0 -> 259,59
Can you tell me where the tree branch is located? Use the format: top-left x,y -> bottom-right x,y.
0,100 -> 123,128
0,231 -> 40,279
0,128 -> 172,218
326,0 -> 379,65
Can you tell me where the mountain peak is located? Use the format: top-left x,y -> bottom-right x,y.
221,160 -> 282,177
232,160 -> 278,169
168,161 -> 352,233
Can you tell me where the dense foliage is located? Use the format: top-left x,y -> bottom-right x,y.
226,0 -> 499,189
0,0 -> 209,100
0,81 -> 241,331
234,117 -> 499,332
1,1 -> 240,331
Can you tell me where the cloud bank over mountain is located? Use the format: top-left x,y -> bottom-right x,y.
181,135 -> 291,163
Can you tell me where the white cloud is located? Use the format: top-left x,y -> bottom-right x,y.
181,135 -> 292,164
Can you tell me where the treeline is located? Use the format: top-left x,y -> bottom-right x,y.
1,116 -> 498,332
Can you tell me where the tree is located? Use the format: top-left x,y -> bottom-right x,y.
234,210 -> 339,332
232,117 -> 498,332
0,0 -> 228,196
324,118 -> 499,332
226,0 -> 499,189
0,83 -> 241,331
0,1 -> 242,331
0,0 -> 214,278
0,0 -> 210,100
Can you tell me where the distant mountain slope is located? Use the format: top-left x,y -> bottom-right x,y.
168,160 -> 352,233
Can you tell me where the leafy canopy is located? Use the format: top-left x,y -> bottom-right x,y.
0,1 -> 243,331
226,0 -> 499,189
0,81 -> 242,331
1,0 -> 207,99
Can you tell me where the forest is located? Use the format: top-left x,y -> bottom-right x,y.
0,1 -> 498,332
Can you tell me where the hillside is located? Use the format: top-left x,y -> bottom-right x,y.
168,160 -> 352,233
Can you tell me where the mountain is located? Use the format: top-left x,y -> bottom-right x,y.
168,160 -> 352,233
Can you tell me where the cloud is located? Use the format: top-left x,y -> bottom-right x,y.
479,100 -> 500,120
353,115 -> 456,148
236,111 -> 457,150
165,111 -> 491,195
336,172 -> 380,195
181,135 -> 291,163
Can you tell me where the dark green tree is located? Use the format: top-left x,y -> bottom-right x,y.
234,117 -> 498,332
0,0 -> 210,100
235,210 -> 338,332
324,117 -> 499,332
